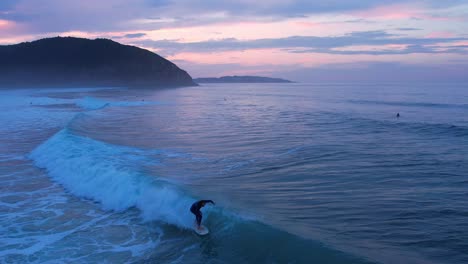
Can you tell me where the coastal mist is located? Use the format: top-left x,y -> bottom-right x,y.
1,83 -> 467,263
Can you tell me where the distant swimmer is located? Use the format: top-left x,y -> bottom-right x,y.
396,113 -> 400,118
190,200 -> 215,231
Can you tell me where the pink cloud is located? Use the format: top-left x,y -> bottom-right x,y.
168,48 -> 371,67
295,21 -> 318,28
450,41 -> 468,46
352,3 -> 466,22
425,31 -> 455,38
352,4 -> 422,20
167,47 -> 468,70
218,68 -> 275,77
333,44 -> 409,52
0,19 -> 14,29
352,3 -> 461,22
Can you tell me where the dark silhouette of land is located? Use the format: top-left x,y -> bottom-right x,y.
0,37 -> 197,88
194,76 -> 293,84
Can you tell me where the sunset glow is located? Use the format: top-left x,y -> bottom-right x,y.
0,19 -> 13,29
1,0 -> 467,81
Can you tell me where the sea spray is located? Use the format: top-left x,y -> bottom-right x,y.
29,129 -> 196,229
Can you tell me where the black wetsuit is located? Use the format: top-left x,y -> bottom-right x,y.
190,200 -> 214,226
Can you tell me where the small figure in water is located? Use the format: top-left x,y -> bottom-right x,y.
190,200 -> 215,230
396,113 -> 400,118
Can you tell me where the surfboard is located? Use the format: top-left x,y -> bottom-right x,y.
194,224 -> 209,235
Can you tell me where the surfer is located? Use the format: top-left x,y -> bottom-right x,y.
190,200 -> 215,230
396,113 -> 400,118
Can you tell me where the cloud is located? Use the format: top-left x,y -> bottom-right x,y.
124,33 -> 147,38
135,30 -> 468,56
276,61 -> 468,82
113,32 -> 147,39
1,0 -> 171,33
157,0 -> 386,17
0,0 -> 16,11
396,27 -> 421,31
152,0 -> 466,19
162,58 -> 468,83
2,0 -> 467,34
290,44 -> 468,55
171,59 -> 282,78
1,0 -> 467,82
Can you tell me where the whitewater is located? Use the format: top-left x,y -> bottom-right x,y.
1,83 -> 467,263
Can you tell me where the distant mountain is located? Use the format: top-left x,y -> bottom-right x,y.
0,37 -> 197,88
194,76 -> 293,83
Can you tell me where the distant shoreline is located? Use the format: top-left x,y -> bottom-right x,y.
194,75 -> 294,84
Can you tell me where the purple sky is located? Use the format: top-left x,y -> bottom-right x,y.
1,0 -> 468,82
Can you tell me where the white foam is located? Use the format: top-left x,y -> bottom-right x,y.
29,129 -> 197,230
76,96 -> 162,110
0,214 -> 109,256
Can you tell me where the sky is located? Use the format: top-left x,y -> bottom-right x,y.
1,0 -> 468,82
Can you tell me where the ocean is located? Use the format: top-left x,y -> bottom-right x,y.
0,83 -> 467,263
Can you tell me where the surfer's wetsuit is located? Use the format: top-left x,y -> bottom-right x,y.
190,200 -> 214,227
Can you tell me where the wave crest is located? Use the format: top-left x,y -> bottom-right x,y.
29,129 -> 196,229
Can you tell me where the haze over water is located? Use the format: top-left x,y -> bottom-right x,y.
1,83 -> 467,263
